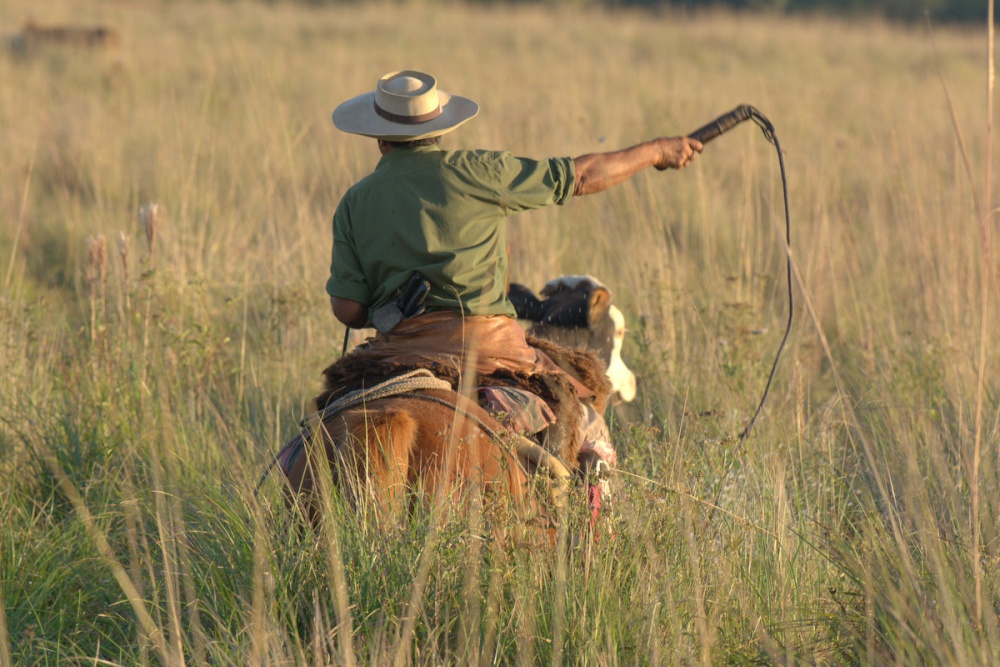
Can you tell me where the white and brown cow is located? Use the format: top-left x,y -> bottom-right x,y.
508,275 -> 636,403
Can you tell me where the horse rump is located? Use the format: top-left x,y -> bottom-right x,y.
280,389 -> 554,533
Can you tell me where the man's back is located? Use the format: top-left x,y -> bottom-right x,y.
328,145 -> 575,318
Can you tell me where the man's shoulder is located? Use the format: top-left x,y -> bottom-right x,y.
343,148 -> 528,197
441,149 -> 536,183
440,148 -> 511,166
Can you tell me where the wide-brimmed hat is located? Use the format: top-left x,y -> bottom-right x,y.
333,70 -> 479,141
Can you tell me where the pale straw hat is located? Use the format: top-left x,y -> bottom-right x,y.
332,70 -> 479,141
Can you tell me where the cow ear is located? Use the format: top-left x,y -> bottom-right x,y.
587,287 -> 612,327
508,283 -> 545,321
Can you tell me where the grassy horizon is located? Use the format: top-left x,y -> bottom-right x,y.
1,0 -> 998,664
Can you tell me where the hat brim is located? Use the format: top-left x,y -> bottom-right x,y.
333,89 -> 479,141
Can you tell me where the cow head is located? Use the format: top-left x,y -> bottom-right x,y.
508,275 -> 637,403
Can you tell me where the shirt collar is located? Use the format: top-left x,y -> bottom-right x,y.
377,143 -> 443,168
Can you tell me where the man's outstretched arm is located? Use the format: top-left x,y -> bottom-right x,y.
573,136 -> 702,197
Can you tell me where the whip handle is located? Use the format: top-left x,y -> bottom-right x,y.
688,104 -> 754,144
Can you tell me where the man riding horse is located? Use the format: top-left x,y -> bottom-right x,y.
324,70 -> 702,507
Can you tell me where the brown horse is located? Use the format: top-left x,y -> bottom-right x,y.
280,380 -> 572,533
276,279 -> 625,533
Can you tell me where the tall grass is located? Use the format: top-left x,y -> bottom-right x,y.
1,1 -> 997,664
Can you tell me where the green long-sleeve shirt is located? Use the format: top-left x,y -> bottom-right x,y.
327,144 -> 575,319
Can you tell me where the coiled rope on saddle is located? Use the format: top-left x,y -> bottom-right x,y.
303,369 -> 453,436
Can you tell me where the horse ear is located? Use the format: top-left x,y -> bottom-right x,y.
587,287 -> 612,327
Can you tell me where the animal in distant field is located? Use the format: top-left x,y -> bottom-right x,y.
276,275 -> 631,535
7,20 -> 121,58
508,275 -> 637,403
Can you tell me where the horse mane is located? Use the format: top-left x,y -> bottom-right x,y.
525,335 -> 613,414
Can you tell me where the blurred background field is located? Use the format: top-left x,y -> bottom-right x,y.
1,0 -> 997,664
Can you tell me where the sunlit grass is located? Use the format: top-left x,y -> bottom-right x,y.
1,0 -> 997,664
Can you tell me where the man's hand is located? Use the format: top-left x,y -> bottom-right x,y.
653,136 -> 703,171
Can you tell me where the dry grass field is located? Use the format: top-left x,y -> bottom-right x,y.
1,0 -> 997,664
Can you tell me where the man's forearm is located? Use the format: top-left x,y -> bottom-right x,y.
573,136 -> 702,197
